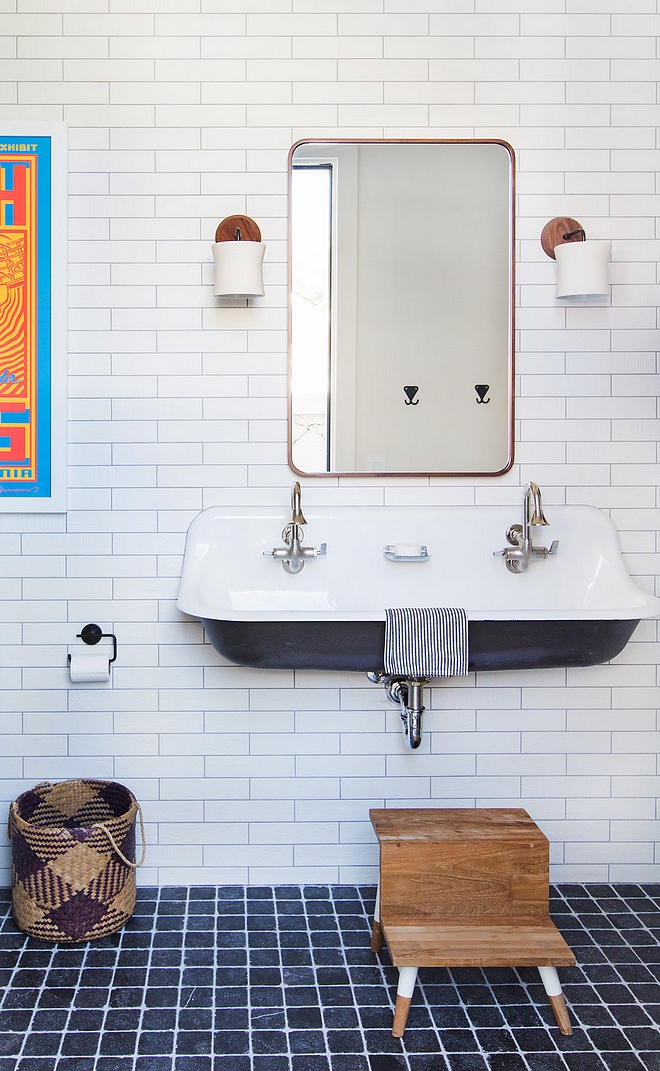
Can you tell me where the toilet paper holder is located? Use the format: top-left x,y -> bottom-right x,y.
68,623 -> 118,667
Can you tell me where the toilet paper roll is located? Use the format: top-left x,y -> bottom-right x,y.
68,653 -> 111,683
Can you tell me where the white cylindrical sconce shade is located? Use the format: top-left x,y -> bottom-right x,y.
554,240 -> 611,298
212,240 -> 265,297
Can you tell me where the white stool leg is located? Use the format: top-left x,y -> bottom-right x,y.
538,966 -> 572,1036
392,966 -> 418,1037
370,879 -> 383,953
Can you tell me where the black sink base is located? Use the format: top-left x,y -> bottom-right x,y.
202,617 -> 640,673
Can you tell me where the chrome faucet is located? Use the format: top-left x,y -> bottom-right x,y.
494,482 -> 559,574
264,481 -> 327,574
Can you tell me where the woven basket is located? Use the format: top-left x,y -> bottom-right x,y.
8,779 -> 145,943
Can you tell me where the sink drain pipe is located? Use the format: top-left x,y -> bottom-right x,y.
367,673 -> 428,749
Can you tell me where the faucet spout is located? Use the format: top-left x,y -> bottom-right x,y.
291,481 -> 307,526
527,481 -> 548,531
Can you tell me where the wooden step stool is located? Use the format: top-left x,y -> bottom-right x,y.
369,808 -> 575,1038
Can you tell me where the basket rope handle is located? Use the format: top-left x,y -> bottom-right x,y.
7,787 -> 146,870
92,802 -> 146,869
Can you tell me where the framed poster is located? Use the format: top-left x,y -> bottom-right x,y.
0,122 -> 66,511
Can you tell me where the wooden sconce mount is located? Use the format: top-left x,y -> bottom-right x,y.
540,217 -> 585,260
215,215 -> 262,243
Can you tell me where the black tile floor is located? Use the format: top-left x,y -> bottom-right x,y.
0,883 -> 659,1071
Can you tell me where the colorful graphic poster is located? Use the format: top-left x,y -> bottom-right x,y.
0,127 -> 65,510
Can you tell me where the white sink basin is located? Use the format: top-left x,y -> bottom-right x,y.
177,503 -> 660,671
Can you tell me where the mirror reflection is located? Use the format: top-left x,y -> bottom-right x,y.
289,139 -> 515,477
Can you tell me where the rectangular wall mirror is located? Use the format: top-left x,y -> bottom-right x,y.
288,139 -> 515,477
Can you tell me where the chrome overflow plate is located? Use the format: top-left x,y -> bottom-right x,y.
383,545 -> 430,562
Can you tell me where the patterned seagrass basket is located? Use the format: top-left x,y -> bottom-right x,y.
8,779 -> 145,943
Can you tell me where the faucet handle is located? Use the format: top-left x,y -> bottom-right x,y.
506,524 -> 523,546
532,539 -> 560,560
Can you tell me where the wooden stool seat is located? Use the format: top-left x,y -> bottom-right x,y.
370,807 -> 576,1039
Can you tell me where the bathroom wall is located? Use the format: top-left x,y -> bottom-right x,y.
2,0 -> 659,886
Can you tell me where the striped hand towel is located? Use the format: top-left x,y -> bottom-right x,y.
384,607 -> 469,678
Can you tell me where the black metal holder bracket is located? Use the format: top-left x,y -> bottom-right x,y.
563,227 -> 586,241
68,623 -> 118,664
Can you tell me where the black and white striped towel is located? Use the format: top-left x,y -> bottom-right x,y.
384,607 -> 469,678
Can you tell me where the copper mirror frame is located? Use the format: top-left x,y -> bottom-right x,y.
288,138 -> 516,479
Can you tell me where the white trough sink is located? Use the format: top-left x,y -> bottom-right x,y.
177,503 -> 660,672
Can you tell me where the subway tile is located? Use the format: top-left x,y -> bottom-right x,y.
115,711 -> 204,733
567,171 -> 655,194
568,81 -> 656,105
201,36 -> 291,59
522,731 -> 611,753
23,757 -> 114,779
430,776 -> 521,798
159,732 -> 248,754
109,36 -> 201,61
294,842 -> 375,865
67,511 -> 158,533
568,441 -> 654,464
291,35 -> 382,58
159,821 -> 248,844
567,36 -> 656,59
5,12 -> 62,32
477,753 -> 566,776
7,3 -> 660,887
248,11 -> 336,33
18,34 -> 107,57
565,841 -> 653,864
205,843 -> 292,866
566,348 -> 655,370
295,81 -> 384,104
571,135 -> 658,162
520,58 -> 609,81
116,754 -> 205,777
68,733 -> 158,755
567,753 -> 656,775
567,797 -> 654,819
67,600 -> 159,622
475,81 -> 564,104
250,777 -> 340,799
341,12 -> 428,34
476,35 -> 564,58
385,38 -> 474,63
159,689 -> 249,711
567,397 -> 656,419
22,578 -> 113,600
205,799 -> 293,821
70,464 -> 158,487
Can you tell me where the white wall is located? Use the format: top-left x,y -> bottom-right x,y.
2,0 -> 660,886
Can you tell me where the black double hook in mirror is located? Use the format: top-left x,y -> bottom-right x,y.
403,386 -> 419,406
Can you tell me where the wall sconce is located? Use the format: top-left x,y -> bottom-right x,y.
541,216 -> 610,300
212,214 -> 265,298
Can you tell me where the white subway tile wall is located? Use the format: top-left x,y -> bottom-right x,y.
1,0 -> 659,887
